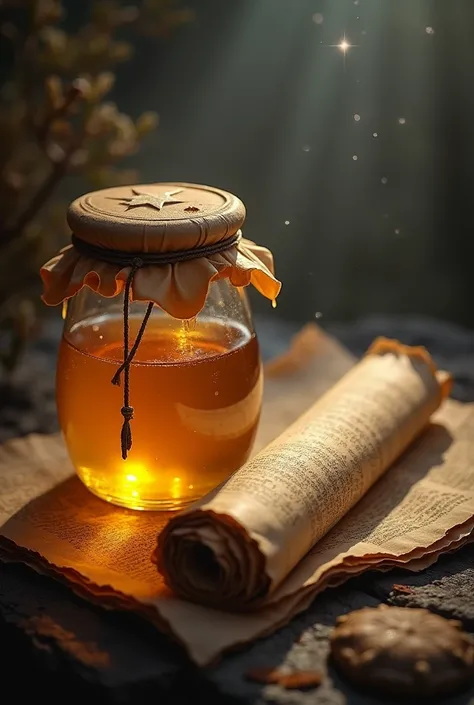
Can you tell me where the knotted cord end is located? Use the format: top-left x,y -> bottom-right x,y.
110,263 -> 153,460
120,405 -> 134,460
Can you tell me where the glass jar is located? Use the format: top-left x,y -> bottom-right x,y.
41,182 -> 280,511
57,280 -> 262,510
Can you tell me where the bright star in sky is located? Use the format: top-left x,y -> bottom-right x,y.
326,34 -> 358,69
339,38 -> 350,53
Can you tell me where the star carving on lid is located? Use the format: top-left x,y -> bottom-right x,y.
109,187 -> 186,212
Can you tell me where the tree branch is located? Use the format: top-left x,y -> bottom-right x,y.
36,83 -> 83,147
2,141 -> 79,245
1,83 -> 85,247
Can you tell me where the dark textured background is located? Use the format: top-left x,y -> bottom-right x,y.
61,0 -> 474,328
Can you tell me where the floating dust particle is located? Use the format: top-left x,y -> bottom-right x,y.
425,26 -> 435,35
354,113 -> 361,121
312,13 -> 324,24
394,228 -> 401,235
303,144 -> 311,152
381,177 -> 388,184
398,117 -> 407,124
284,220 -> 290,225
315,312 -> 323,319
245,667 -> 323,690
352,155 -> 358,161
373,132 -> 378,138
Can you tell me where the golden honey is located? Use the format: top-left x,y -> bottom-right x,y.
57,313 -> 262,510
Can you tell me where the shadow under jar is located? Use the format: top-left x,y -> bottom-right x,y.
41,182 -> 280,511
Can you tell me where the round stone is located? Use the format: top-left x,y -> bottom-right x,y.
330,605 -> 474,697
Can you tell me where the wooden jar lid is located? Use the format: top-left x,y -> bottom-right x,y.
67,182 -> 246,253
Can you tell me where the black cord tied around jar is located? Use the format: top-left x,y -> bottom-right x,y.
71,231 -> 241,460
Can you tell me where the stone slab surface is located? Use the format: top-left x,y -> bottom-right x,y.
1,315 -> 474,703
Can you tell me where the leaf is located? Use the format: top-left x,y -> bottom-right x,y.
392,584 -> 415,595
245,667 -> 323,690
34,0 -> 63,27
94,72 -> 116,99
136,111 -> 159,136
45,75 -> 64,109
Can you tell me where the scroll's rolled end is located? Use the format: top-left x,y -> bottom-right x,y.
153,509 -> 270,611
367,337 -> 453,399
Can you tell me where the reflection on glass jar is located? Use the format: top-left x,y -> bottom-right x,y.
57,281 -> 262,510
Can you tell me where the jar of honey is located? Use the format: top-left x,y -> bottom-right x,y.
40,182 -> 280,510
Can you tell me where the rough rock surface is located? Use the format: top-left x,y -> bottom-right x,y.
1,314 -> 474,704
365,544 -> 474,630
